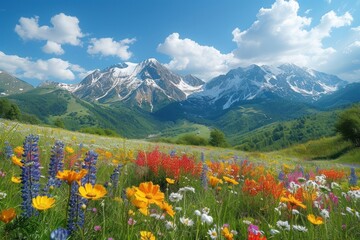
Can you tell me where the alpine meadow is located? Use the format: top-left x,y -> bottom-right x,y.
1,0 -> 360,239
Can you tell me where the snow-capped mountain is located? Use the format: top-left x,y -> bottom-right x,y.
72,58 -> 204,111
192,63 -> 347,110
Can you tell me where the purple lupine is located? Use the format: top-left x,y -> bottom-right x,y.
45,141 -> 65,193
81,150 -> 98,186
67,182 -> 85,233
20,134 -> 41,217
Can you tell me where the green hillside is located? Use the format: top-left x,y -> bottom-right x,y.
0,71 -> 34,95
6,86 -> 165,138
232,110 -> 340,151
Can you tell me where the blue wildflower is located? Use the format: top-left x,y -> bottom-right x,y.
67,182 -> 85,233
20,134 -> 40,217
349,168 -> 358,186
45,141 -> 65,193
81,150 -> 98,185
4,141 -> 13,159
107,164 -> 123,197
278,171 -> 285,181
50,228 -> 69,240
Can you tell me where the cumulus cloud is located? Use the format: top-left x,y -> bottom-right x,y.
87,37 -> 136,60
0,51 -> 88,81
232,0 -> 352,68
42,41 -> 64,55
158,0 -> 353,81
15,13 -> 84,54
157,33 -> 239,80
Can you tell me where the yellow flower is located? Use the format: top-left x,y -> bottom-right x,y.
13,146 -> 24,156
223,176 -> 239,185
32,196 -> 56,211
79,183 -> 107,200
11,155 -> 23,167
0,208 -> 16,224
166,178 -> 175,184
307,214 -> 324,225
140,231 -> 156,240
280,194 -> 306,209
209,176 -> 223,187
65,146 -> 75,154
56,169 -> 88,184
159,201 -> 175,217
11,176 -> 21,184
222,227 -> 234,240
134,182 -> 164,206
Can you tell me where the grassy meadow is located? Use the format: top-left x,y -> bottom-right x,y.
0,119 -> 359,240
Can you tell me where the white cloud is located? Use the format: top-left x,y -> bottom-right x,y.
157,33 -> 238,80
158,1 -> 353,81
87,37 -> 136,60
232,0 -> 352,68
0,51 -> 88,81
15,13 -> 84,54
42,41 -> 64,55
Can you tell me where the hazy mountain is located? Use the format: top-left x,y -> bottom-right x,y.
0,70 -> 34,96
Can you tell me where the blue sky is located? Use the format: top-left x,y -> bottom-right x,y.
0,0 -> 359,86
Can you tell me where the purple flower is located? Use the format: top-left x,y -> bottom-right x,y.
50,228 -> 69,240
248,224 -> 260,234
94,225 -> 101,231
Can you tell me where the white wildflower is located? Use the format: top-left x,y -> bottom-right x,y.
270,229 -> 281,235
0,191 -> 7,200
180,217 -> 194,226
194,210 -> 201,216
276,220 -> 290,231
293,225 -> 308,232
242,220 -> 252,225
169,192 -> 183,202
320,209 -> 330,219
207,228 -> 218,239
178,186 -> 195,193
175,207 -> 182,212
202,207 -> 210,215
201,213 -> 213,225
331,182 -> 341,190
292,209 -> 300,215
165,221 -> 177,230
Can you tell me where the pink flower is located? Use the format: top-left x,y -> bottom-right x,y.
94,225 -> 101,231
127,218 -> 137,226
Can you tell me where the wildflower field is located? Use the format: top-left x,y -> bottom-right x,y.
0,120 -> 359,240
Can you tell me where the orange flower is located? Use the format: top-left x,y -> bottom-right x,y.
134,182 -> 164,206
0,208 -> 16,223
166,178 -> 175,184
318,169 -> 345,182
280,194 -> 306,209
32,196 -> 55,211
222,227 -> 234,240
11,176 -> 21,184
79,183 -> 107,200
307,214 -> 324,225
209,176 -> 223,188
159,201 -> 175,217
56,169 -> 88,184
223,176 -> 239,185
11,155 -> 23,167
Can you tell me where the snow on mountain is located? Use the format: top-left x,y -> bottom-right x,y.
73,58 -> 205,111
192,63 -> 347,110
